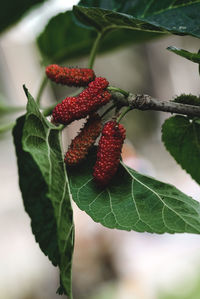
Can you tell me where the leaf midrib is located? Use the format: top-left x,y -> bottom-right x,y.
130,179 -> 154,231
46,128 -> 52,188
192,122 -> 200,152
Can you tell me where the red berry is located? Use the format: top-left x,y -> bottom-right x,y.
64,114 -> 102,166
52,77 -> 111,125
46,64 -> 95,87
93,121 -> 126,186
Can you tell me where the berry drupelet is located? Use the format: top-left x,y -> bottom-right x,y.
64,114 -> 102,166
52,77 -> 111,125
93,121 -> 126,186
46,64 -> 95,87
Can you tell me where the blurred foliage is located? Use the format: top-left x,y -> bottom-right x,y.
167,46 -> 200,64
0,0 -> 48,34
158,272 -> 200,299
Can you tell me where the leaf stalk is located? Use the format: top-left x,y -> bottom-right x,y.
88,32 -> 103,68
36,76 -> 48,105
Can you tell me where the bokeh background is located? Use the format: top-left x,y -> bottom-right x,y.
1,1 -> 200,298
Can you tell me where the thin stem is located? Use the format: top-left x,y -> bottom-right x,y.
116,106 -> 131,123
0,105 -> 25,114
107,86 -> 129,97
36,76 -> 48,105
42,32 -> 102,116
88,32 -> 103,69
101,104 -> 116,118
43,104 -> 55,117
69,87 -> 83,97
57,124 -> 65,130
0,121 -> 16,133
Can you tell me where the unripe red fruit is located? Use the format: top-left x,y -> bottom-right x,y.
46,64 -> 95,87
93,121 -> 126,186
64,114 -> 102,166
52,77 -> 111,125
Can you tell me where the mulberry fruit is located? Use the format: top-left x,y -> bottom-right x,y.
64,114 -> 102,166
46,64 -> 95,87
93,121 -> 126,186
52,77 -> 111,125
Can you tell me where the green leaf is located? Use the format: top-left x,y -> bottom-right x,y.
167,46 -> 200,63
78,0 -> 124,11
162,115 -> 200,185
0,0 -> 48,34
68,148 -> 200,234
37,10 -> 160,64
13,89 -> 74,298
37,10 -> 96,63
73,1 -> 200,38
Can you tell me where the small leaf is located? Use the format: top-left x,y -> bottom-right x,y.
73,0 -> 200,38
68,148 -> 200,234
167,46 -> 200,64
0,0 -> 48,33
162,115 -> 200,185
13,89 -> 74,298
37,10 -> 159,64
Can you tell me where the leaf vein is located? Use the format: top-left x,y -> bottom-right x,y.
122,163 -> 199,232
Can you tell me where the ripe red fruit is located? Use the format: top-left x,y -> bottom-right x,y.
52,77 -> 111,125
64,114 -> 102,166
93,121 -> 126,186
46,64 -> 95,87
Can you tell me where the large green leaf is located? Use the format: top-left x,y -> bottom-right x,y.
167,46 -> 200,64
162,115 -> 200,185
68,148 -> 200,234
73,0 -> 200,38
37,10 -> 160,64
0,0 -> 48,34
13,89 -> 74,297
78,0 -> 126,11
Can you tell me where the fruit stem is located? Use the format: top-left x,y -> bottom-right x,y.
101,104 -> 116,118
36,75 -> 48,105
107,86 -> 129,97
116,106 -> 131,123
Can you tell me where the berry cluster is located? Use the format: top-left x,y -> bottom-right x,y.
65,114 -> 102,166
52,77 -> 111,125
93,121 -> 126,186
46,64 -> 95,87
46,64 -> 126,186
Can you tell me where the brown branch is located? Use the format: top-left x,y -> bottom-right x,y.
111,91 -> 200,118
